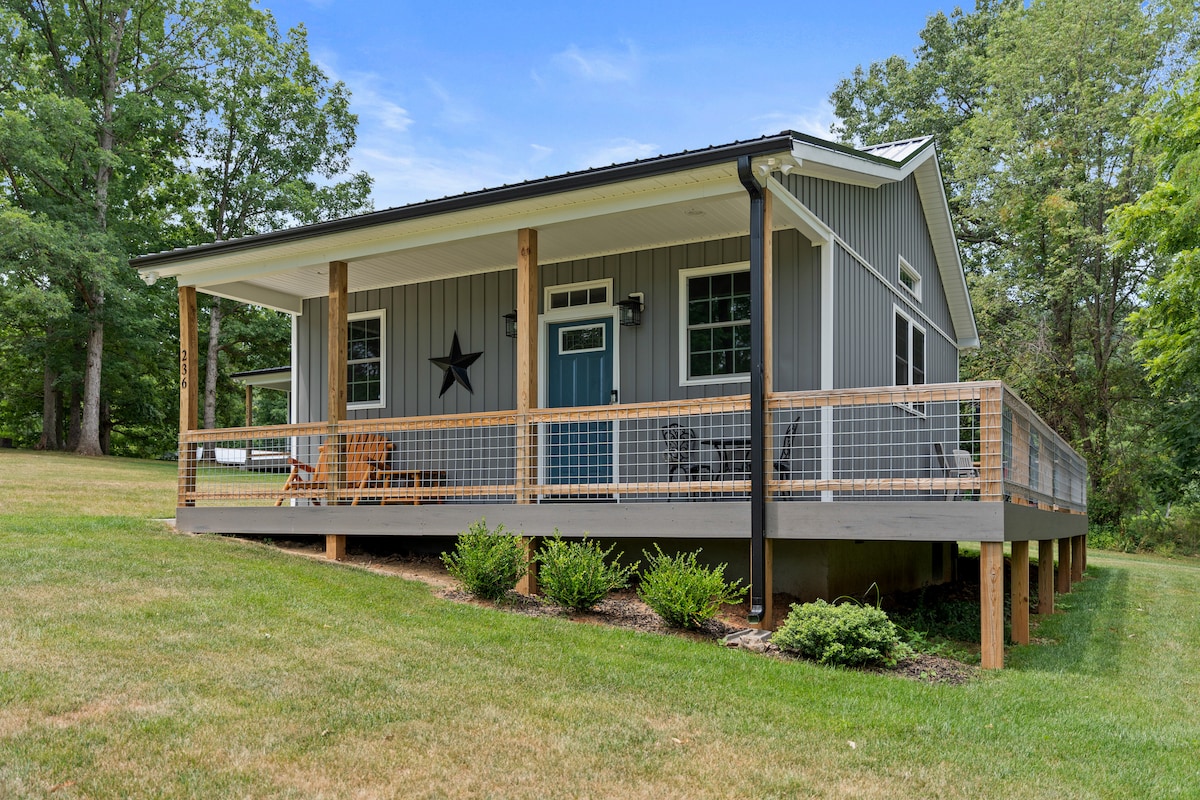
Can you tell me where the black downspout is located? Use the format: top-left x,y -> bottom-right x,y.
738,156 -> 766,624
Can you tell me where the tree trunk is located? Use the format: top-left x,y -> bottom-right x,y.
75,313 -> 105,455
37,360 -> 60,451
204,297 -> 222,430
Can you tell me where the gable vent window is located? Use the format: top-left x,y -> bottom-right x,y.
899,256 -> 922,302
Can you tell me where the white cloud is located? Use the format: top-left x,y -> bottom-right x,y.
753,102 -> 838,140
552,41 -> 640,83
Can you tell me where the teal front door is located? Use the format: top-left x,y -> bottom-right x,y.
547,317 -> 613,486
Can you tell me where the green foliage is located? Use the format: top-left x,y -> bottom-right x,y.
441,519 -> 528,601
533,533 -> 638,611
774,599 -> 907,668
636,545 -> 746,629
832,0 -> 1195,528
1090,485 -> 1200,557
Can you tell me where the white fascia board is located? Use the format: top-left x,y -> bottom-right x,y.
788,139 -> 936,188
165,177 -> 746,290
765,177 -> 833,246
201,282 -> 304,315
912,157 -> 979,348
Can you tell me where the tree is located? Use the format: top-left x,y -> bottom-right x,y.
830,0 -> 1192,524
0,0 -> 224,454
1112,61 -> 1200,487
180,16 -> 371,429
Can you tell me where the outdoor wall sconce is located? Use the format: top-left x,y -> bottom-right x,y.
503,310 -> 518,338
616,293 -> 644,327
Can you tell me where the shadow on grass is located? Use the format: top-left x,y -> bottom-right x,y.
1012,564 -> 1128,677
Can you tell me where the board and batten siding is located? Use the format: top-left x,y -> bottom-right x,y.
297,231 -> 822,422
780,171 -> 960,389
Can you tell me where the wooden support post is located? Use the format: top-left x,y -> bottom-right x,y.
178,287 -> 199,509
1038,539 -> 1055,615
979,385 -> 1004,502
1071,535 -> 1084,583
326,261 -> 348,560
515,228 -> 538,512
516,536 -> 538,595
326,534 -> 346,561
980,541 -> 1004,669
1057,537 -> 1072,595
750,538 -> 774,630
1011,540 -> 1029,646
244,384 -> 254,427
1081,532 -> 1087,572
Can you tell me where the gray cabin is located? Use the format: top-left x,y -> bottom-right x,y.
134,131 -> 1088,668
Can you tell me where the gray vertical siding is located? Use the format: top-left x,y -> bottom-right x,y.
781,171 -> 961,389
295,169 -> 959,422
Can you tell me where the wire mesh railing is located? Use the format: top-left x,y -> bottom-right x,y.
176,382 -> 1086,512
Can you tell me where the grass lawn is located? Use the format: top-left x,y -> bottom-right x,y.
1,449 -> 1199,798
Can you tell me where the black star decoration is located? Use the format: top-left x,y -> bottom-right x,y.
429,332 -> 482,397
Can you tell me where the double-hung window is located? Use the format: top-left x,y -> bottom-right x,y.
894,307 -> 925,412
347,310 -> 385,409
680,263 -> 751,384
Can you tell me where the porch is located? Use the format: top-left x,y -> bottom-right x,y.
175,380 -> 1089,669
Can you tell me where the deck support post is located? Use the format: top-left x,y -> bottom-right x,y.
1037,539 -> 1055,615
1011,540 -> 1030,646
980,541 -> 1004,669
178,286 -> 198,508
1071,535 -> 1084,583
515,228 -> 539,593
326,261 -> 348,560
244,384 -> 254,427
1056,536 -> 1072,595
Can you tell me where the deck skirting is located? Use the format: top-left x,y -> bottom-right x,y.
176,500 -> 1084,542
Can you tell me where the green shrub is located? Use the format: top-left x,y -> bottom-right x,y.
534,533 -> 638,611
441,519 -> 528,600
636,545 -> 746,629
774,599 -> 906,668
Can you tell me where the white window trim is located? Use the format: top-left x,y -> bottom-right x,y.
544,278 -> 613,315
347,308 -> 386,410
898,256 -> 922,302
893,304 -> 926,417
678,261 -> 752,387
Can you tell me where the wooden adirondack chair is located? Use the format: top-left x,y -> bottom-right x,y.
274,433 -> 392,506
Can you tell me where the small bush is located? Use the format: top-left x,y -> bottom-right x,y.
441,519 -> 528,600
636,545 -> 746,629
774,599 -> 905,668
535,533 -> 638,611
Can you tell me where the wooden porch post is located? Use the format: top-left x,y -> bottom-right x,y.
515,228 -> 539,595
326,261 -> 348,561
178,286 -> 199,509
1038,539 -> 1055,615
1056,536 -> 1072,595
980,541 -> 1004,669
1071,534 -> 1084,583
979,384 -> 1004,502
1011,540 -> 1030,646
244,384 -> 254,427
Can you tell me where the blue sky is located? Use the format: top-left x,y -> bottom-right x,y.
264,0 -> 966,209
